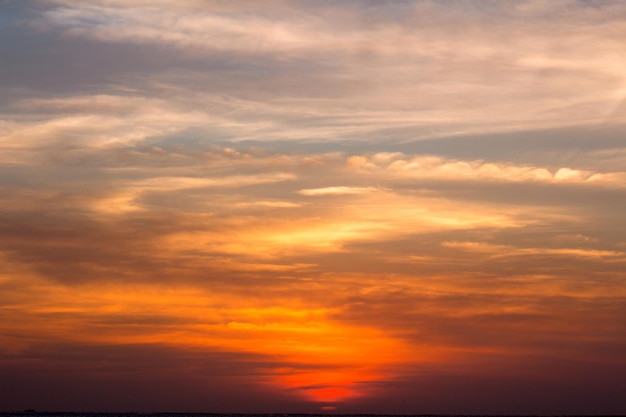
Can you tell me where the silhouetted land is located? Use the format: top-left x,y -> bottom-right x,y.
0,413 -> 622,417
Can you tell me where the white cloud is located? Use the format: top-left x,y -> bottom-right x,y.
348,153 -> 626,188
298,186 -> 378,196
37,0 -> 626,138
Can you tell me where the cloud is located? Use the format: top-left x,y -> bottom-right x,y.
23,0 -> 624,142
90,173 -> 295,214
442,241 -> 626,261
298,186 -> 378,196
348,153 -> 626,188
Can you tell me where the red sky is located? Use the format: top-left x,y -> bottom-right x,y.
1,0 -> 626,414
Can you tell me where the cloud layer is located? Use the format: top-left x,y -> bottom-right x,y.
1,0 -> 625,414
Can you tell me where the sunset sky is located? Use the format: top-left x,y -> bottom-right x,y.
1,0 -> 626,414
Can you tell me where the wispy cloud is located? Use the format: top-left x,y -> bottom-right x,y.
298,186 -> 378,196
30,0 -> 626,142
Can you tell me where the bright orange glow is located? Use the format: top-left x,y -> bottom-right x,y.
1,276 -> 425,404
273,369 -> 380,403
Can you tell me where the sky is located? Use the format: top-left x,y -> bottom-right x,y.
1,0 -> 626,414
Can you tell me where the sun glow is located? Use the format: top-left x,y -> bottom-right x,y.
1,277 -> 417,404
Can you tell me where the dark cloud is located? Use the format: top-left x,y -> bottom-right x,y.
348,356 -> 626,415
0,343 -> 312,413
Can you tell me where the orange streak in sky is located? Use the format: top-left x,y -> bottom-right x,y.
1,278 -> 420,405
274,369 -> 380,403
